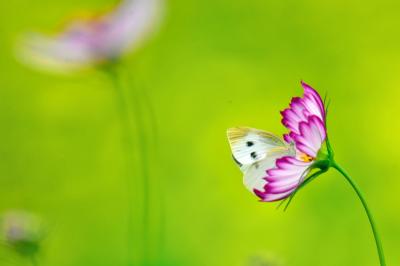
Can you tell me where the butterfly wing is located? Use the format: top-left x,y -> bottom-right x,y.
227,127 -> 289,167
227,127 -> 295,192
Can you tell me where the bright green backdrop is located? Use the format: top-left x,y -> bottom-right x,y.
0,0 -> 399,265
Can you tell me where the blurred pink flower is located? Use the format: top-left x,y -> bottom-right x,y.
0,210 -> 44,257
18,0 -> 163,73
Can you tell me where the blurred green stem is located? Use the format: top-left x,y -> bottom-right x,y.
141,88 -> 165,263
332,162 -> 386,266
107,67 -> 140,266
108,64 -> 164,265
129,78 -> 151,265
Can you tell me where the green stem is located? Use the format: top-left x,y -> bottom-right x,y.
106,68 -> 137,266
331,162 -> 386,266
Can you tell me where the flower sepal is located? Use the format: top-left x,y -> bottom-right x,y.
314,154 -> 330,172
315,137 -> 335,170
310,159 -> 330,172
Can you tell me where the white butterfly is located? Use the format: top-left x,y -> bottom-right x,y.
227,127 -> 295,194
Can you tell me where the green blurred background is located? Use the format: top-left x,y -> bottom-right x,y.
0,0 -> 399,265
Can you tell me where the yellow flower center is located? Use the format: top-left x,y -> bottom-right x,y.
300,153 -> 314,162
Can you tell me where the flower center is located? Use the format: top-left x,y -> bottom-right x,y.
300,153 -> 314,162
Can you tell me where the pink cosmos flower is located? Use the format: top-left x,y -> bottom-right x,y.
227,82 -> 386,265
253,82 -> 327,202
18,0 -> 162,73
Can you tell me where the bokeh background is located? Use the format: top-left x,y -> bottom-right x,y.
1,0 -> 400,265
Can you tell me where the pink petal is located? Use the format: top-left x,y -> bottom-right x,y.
283,133 -> 293,143
281,98 -> 308,134
256,190 -> 294,202
265,172 -> 303,184
301,81 -> 325,120
280,82 -> 326,135
254,156 -> 311,202
291,116 -> 326,157
265,182 -> 299,194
